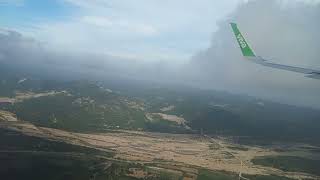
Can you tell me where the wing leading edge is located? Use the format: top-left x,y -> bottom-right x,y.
230,22 -> 320,80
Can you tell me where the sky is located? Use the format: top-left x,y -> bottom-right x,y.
0,0 -> 244,62
0,0 -> 320,108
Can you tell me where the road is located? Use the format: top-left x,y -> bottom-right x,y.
204,135 -> 250,180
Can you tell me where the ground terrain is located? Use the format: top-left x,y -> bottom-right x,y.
1,76 -> 320,179
0,110 -> 319,180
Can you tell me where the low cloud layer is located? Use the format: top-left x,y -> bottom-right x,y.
0,28 -> 177,82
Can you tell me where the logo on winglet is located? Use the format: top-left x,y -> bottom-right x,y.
237,34 -> 247,49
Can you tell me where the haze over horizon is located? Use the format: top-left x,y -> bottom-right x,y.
1,0 -> 320,108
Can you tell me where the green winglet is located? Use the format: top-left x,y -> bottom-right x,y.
230,23 -> 256,57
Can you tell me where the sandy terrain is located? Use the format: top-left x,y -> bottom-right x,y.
0,97 -> 15,104
146,113 -> 186,125
160,105 -> 175,112
0,91 -> 68,105
0,111 -> 319,180
15,91 -> 68,102
0,111 -> 18,121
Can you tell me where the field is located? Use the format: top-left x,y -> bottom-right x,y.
252,156 -> 320,176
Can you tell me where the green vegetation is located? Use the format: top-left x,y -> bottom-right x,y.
196,169 -> 293,180
0,127 -> 114,180
228,146 -> 249,151
197,169 -> 237,180
135,87 -> 320,144
144,166 -> 183,180
0,128 -> 113,156
0,152 -> 106,180
1,71 -> 320,143
0,78 -> 16,97
300,146 -> 320,153
252,156 -> 320,176
11,95 -> 101,132
247,174 -> 293,180
5,81 -> 149,132
2,79 -> 193,133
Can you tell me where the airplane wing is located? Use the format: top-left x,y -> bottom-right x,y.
230,22 -> 320,80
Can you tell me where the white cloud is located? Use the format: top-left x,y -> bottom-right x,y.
282,0 -> 320,5
12,0 -> 318,64
19,0 -> 320,63
20,1 -> 243,62
82,16 -> 113,28
82,16 -> 157,36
